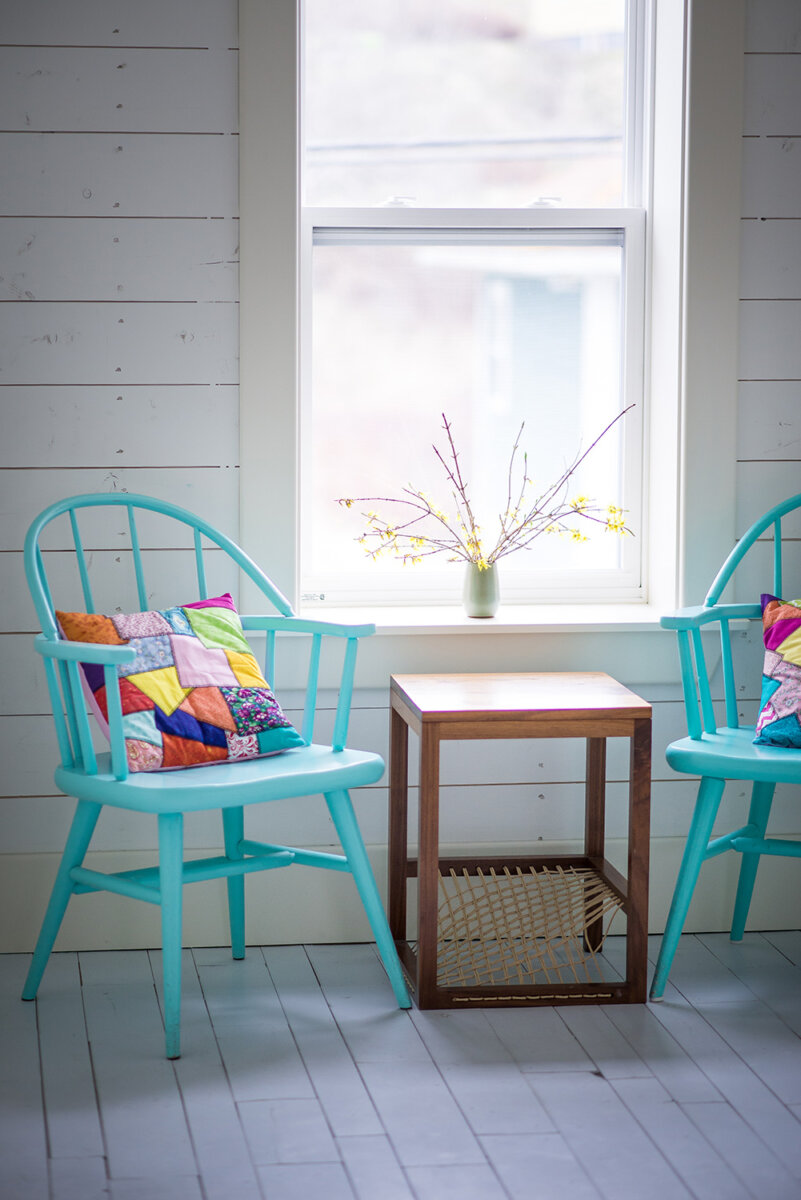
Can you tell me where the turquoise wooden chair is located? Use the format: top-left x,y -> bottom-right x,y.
651,494 -> 801,1000
22,493 -> 410,1056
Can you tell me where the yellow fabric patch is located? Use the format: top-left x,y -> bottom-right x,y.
778,625 -> 801,667
225,650 -> 269,688
127,666 -> 192,716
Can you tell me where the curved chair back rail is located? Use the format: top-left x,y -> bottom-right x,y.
22,493 -> 411,1056
651,493 -> 801,1000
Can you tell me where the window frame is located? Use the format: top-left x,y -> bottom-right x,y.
238,0 -> 745,645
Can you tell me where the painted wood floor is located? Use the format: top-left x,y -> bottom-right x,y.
2,933 -> 801,1200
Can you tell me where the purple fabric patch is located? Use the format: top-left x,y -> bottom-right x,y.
764,617 -> 801,653
183,592 -> 237,612
82,661 -> 106,693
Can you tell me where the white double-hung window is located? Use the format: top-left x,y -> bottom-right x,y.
299,0 -> 647,607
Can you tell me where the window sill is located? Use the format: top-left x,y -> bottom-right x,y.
296,602 -> 668,636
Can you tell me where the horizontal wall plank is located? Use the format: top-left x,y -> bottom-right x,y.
738,299 -> 801,379
740,220 -> 801,299
0,47 -> 237,133
0,133 -> 238,217
1,0 -> 237,48
741,138 -> 801,219
1,386 -> 239,468
1,300 -> 238,384
745,0 -> 801,53
735,461 -> 801,530
0,468 -> 239,551
0,219 -> 238,302
743,54 -> 801,135
737,382 -> 801,457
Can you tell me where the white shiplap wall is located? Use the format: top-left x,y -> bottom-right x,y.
0,0 -> 799,952
0,1 -> 243,949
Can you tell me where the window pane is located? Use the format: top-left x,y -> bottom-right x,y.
304,0 -> 626,209
301,232 -> 631,603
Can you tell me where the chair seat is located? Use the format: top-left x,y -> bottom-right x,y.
666,726 -> 801,785
55,743 -> 386,814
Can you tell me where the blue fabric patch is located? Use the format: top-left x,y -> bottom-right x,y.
754,712 -> 801,749
122,709 -> 161,746
119,634 -> 174,678
163,606 -> 193,635
154,704 -> 227,748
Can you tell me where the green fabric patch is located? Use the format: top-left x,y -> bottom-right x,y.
183,605 -> 252,655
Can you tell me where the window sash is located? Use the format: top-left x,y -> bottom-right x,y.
299,207 -> 645,605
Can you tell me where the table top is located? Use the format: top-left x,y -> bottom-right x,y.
390,672 -> 651,723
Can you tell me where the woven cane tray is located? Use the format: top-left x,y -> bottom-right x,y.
433,864 -> 624,989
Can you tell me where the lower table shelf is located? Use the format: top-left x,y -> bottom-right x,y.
397,854 -> 632,1006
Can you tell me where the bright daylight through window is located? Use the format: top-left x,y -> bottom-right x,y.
300,0 -> 646,607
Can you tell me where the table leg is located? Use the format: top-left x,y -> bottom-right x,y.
584,737 -> 607,952
388,706 -> 409,942
626,717 -> 652,1001
417,726 -> 441,1006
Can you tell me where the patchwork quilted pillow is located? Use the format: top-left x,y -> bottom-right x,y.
56,593 -> 305,772
754,593 -> 801,749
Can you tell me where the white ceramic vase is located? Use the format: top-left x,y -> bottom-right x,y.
462,562 -> 499,618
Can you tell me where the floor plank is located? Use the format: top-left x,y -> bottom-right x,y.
263,945 -> 383,1137
649,980 -> 801,1180
611,1077 -> 752,1200
0,955 -> 51,1200
193,946 -> 314,1102
150,950 -> 263,1200
78,950 -> 198,1182
699,932 -> 801,1036
526,1071 -> 693,1199
356,1059 -> 487,1168
336,1134 -> 415,1200
480,1133 -> 603,1200
36,953 -> 104,1161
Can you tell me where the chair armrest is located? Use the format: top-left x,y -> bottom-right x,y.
240,615 -> 374,749
241,614 -> 376,639
34,633 -> 137,665
660,603 -> 761,631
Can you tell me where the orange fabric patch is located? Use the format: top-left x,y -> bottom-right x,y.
56,611 -> 127,644
161,734 -> 228,769
180,687 -> 237,732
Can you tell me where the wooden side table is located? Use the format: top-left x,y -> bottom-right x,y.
388,672 -> 652,1008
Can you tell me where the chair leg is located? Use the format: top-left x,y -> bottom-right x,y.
325,789 -> 411,1009
222,806 -> 246,959
158,812 -> 184,1059
730,780 -> 775,942
650,776 -> 725,1001
22,800 -> 102,1001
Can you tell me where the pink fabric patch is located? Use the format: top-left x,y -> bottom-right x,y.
183,593 -> 237,612
127,739 -> 164,772
113,610 -> 173,639
226,732 -> 260,759
171,634 -> 238,688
